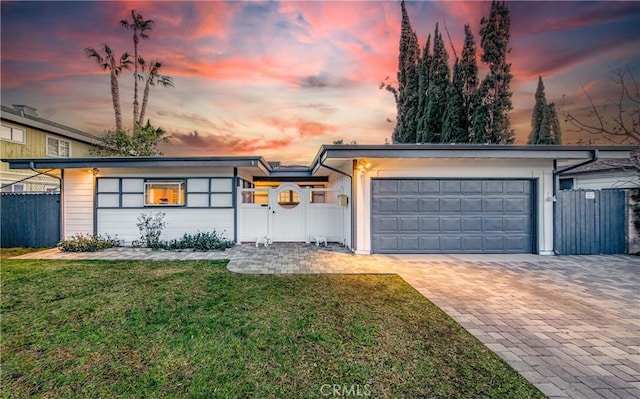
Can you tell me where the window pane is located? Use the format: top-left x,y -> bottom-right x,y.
277,190 -> 300,209
144,181 -> 184,206
1,126 -> 12,140
47,137 -> 58,156
12,128 -> 25,143
59,140 -> 70,157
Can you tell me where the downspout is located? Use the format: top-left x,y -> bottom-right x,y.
318,157 -> 354,250
551,149 -> 599,254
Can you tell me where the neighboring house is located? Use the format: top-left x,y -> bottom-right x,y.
4,144 -> 632,255
559,157 -> 639,190
1,104 -> 100,192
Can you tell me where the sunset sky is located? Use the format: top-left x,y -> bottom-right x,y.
1,1 -> 638,163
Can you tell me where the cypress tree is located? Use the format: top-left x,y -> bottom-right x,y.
442,60 -> 468,142
528,76 -> 547,144
392,0 -> 421,143
548,102 -> 562,144
421,23 -> 450,143
460,24 -> 478,139
416,35 -> 431,142
528,77 -> 563,144
472,1 -> 514,144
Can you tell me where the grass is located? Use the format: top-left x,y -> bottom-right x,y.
1,247 -> 45,260
2,258 -> 544,399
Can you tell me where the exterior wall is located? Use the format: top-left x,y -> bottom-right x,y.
62,169 -> 95,237
95,167 -> 235,245
1,119 -> 95,189
571,171 -> 639,190
353,158 -> 555,255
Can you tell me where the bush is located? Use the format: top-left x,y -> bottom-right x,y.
57,234 -> 122,252
161,231 -> 235,251
136,212 -> 166,249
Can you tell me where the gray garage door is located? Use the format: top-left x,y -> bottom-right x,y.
371,179 -> 535,254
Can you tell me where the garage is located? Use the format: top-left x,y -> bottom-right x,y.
371,178 -> 535,254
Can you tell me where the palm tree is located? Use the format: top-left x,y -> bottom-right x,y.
121,9 -> 154,129
85,44 -> 132,130
138,59 -> 174,126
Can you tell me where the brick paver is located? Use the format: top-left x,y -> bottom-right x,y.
12,244 -> 640,399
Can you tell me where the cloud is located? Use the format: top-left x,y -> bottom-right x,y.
169,130 -> 293,156
266,118 -> 338,138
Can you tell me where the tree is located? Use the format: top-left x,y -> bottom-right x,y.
528,77 -> 562,144
390,0 -> 421,143
563,67 -> 639,145
528,76 -> 547,144
84,44 -> 132,131
138,60 -> 174,126
121,10 -> 154,129
420,23 -> 450,143
472,1 -> 514,143
442,61 -> 468,142
460,24 -> 479,137
416,34 -> 431,141
90,121 -> 170,157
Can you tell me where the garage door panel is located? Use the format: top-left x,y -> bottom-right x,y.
420,198 -> 440,212
441,217 -> 461,232
398,180 -> 419,194
441,236 -> 462,250
420,217 -> 440,231
399,217 -> 419,232
399,236 -> 420,251
372,178 -> 534,254
462,181 -> 483,193
463,236 -> 483,251
463,217 -> 483,231
373,217 -> 397,232
399,198 -> 419,212
462,198 -> 482,212
505,198 -> 527,213
484,198 -> 504,212
442,198 -> 461,212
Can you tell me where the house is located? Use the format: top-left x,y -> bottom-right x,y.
558,156 -> 639,190
4,144 -> 633,254
1,104 -> 100,192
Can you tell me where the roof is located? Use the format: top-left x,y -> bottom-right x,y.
2,155 -> 272,172
1,105 -> 100,145
4,144 -> 635,179
559,152 -> 639,176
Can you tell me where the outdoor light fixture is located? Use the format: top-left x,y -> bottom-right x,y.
357,160 -> 372,174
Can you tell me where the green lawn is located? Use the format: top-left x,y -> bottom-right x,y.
2,258 -> 543,399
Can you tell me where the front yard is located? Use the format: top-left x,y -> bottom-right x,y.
1,256 -> 543,398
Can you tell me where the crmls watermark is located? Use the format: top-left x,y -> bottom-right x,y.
320,383 -> 372,397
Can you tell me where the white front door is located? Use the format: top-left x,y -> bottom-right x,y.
269,183 -> 306,241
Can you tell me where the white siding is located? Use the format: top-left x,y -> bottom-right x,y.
63,169 -> 94,237
354,158 -> 555,255
97,208 -> 234,245
572,171 -> 639,190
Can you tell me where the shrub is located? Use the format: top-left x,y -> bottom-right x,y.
162,231 -> 235,251
136,212 -> 166,249
57,234 -> 122,252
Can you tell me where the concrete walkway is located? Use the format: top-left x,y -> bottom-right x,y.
12,244 -> 640,399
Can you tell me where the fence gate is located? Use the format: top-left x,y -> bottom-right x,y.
555,189 -> 626,255
1,193 -> 61,247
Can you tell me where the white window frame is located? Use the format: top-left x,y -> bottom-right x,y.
46,136 -> 71,158
144,180 -> 185,207
1,124 -> 26,144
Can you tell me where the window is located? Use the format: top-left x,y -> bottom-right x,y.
559,178 -> 574,190
46,136 -> 71,157
277,190 -> 300,209
144,181 -> 185,206
1,125 -> 25,143
1,183 -> 24,193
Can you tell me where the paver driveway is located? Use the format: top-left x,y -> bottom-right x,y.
13,244 -> 640,398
